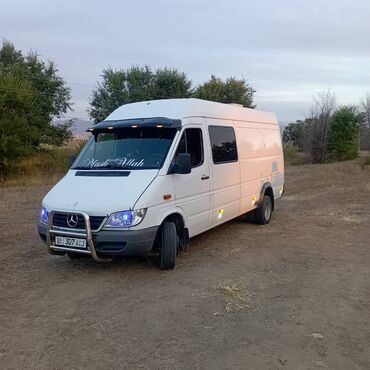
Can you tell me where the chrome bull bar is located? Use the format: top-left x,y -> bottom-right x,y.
46,210 -> 109,263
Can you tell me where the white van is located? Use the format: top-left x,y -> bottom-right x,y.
38,98 -> 284,269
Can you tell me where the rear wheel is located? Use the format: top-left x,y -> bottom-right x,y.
254,195 -> 273,225
160,221 -> 177,270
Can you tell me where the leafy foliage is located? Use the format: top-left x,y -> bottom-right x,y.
193,75 -> 255,108
0,41 -> 72,121
0,40 -> 72,176
0,75 -> 40,169
328,105 -> 363,161
283,145 -> 308,166
361,93 -> 370,128
282,120 -> 305,150
152,68 -> 192,100
89,66 -> 192,122
89,69 -> 256,122
283,99 -> 365,164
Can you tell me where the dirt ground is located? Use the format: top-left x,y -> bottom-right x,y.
0,162 -> 369,370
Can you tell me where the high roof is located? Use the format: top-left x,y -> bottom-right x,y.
105,98 -> 278,125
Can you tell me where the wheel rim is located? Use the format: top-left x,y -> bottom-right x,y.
264,201 -> 271,221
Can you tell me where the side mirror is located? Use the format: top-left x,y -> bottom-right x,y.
69,154 -> 77,168
177,153 -> 191,174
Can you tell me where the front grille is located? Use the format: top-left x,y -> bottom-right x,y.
90,216 -> 106,230
52,213 -> 105,231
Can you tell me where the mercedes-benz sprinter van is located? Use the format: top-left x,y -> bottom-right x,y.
38,98 -> 284,269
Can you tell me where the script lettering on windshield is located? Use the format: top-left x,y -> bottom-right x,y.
82,158 -> 145,168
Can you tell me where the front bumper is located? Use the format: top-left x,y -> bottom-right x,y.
38,214 -> 158,260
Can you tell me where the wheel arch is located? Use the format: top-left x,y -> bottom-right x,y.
155,209 -> 189,252
163,212 -> 185,232
160,207 -> 188,229
258,182 -> 275,211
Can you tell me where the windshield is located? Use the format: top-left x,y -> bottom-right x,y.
72,127 -> 177,170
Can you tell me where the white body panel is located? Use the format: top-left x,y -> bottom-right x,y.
43,169 -> 158,216
42,98 -> 284,240
171,124 -> 212,237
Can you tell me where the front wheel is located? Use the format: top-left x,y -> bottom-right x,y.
160,221 -> 177,270
254,195 -> 273,225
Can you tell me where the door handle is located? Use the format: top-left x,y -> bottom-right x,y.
201,175 -> 210,180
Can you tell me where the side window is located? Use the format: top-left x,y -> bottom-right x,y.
208,126 -> 238,164
174,128 -> 204,168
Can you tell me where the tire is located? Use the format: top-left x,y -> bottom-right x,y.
160,221 -> 177,270
254,195 -> 273,225
245,210 -> 256,223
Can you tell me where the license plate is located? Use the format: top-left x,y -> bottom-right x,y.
55,236 -> 87,249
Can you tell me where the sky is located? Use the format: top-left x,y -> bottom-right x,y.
1,0 -> 370,123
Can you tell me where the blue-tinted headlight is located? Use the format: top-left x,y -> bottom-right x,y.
40,207 -> 48,224
104,209 -> 147,228
107,211 -> 133,227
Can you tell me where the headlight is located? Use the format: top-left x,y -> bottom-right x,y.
40,207 -> 48,224
104,208 -> 147,228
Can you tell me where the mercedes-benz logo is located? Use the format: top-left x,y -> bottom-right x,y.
66,214 -> 79,228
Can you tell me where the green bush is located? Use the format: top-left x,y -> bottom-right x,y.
283,145 -> 308,166
328,105 -> 363,161
0,40 -> 72,178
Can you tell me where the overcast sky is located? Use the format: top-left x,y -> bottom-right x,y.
2,0 -> 370,122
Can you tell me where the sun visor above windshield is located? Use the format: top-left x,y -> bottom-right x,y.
87,117 -> 182,132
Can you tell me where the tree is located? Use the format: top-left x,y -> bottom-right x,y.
0,40 -> 72,175
303,90 -> 336,163
361,93 -> 370,128
89,69 -> 256,123
0,74 -> 41,172
360,94 -> 370,150
0,41 -> 72,123
89,66 -> 192,123
152,68 -> 192,100
328,105 -> 363,161
282,120 -> 305,150
193,75 -> 255,108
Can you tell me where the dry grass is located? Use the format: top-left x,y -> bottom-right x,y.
215,279 -> 250,314
1,140 -> 86,188
0,186 -> 38,215
358,155 -> 370,169
2,173 -> 64,187
1,157 -> 370,369
286,160 -> 370,194
0,185 -> 50,240
283,146 -> 308,166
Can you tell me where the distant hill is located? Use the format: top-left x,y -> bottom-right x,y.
54,118 -> 92,139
